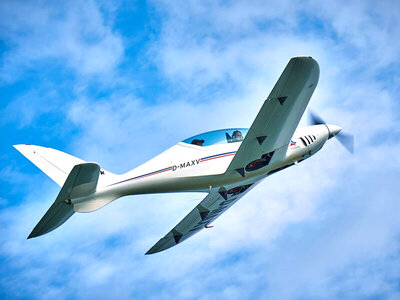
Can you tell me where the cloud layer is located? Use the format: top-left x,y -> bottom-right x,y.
1,0 -> 400,299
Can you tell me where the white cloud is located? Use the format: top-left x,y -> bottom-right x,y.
2,0 -> 400,299
0,0 -> 124,83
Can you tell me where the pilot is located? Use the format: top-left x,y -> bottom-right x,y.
191,139 -> 205,146
232,130 -> 243,142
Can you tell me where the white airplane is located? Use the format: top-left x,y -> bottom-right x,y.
14,56 -> 353,254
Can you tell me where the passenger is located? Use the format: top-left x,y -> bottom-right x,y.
191,139 -> 205,146
232,130 -> 243,142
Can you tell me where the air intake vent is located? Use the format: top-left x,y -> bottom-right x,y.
300,137 -> 307,146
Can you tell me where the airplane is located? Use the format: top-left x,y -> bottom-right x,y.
14,56 -> 353,254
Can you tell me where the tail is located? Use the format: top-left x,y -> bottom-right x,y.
14,145 -> 119,238
27,162 -> 100,238
13,144 -> 117,186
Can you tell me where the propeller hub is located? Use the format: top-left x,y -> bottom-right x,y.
326,124 -> 342,139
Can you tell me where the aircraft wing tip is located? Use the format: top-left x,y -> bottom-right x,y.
145,245 -> 161,255
145,237 -> 175,255
27,231 -> 36,239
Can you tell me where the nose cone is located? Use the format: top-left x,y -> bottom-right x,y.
327,124 -> 342,139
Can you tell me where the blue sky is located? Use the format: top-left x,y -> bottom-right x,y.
1,0 -> 400,299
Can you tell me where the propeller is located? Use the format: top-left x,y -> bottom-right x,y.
335,132 -> 354,154
309,111 -> 354,154
309,111 -> 325,126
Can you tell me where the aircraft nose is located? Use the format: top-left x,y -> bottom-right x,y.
326,124 -> 342,139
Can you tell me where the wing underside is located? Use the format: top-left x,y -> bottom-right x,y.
146,56 -> 320,254
146,182 -> 259,254
227,56 -> 320,173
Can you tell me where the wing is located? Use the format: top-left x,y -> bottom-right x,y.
146,182 -> 259,254
227,56 -> 319,174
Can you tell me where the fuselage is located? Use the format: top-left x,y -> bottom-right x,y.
72,124 -> 338,212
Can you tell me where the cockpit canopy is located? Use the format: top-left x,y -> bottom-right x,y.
182,128 -> 249,146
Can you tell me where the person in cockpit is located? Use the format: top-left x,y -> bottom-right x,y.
191,139 -> 205,146
232,130 -> 243,142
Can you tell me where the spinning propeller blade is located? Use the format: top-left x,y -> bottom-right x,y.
308,111 -> 354,154
336,132 -> 354,154
309,110 -> 325,125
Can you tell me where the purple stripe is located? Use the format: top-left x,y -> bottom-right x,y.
201,151 -> 236,161
109,166 -> 172,186
109,151 -> 237,187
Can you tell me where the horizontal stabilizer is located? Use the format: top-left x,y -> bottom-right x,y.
28,201 -> 74,239
14,144 -> 85,186
73,197 -> 115,213
28,163 -> 100,238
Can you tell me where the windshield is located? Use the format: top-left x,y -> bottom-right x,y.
182,128 -> 249,146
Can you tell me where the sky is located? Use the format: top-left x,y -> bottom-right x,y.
1,0 -> 400,299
